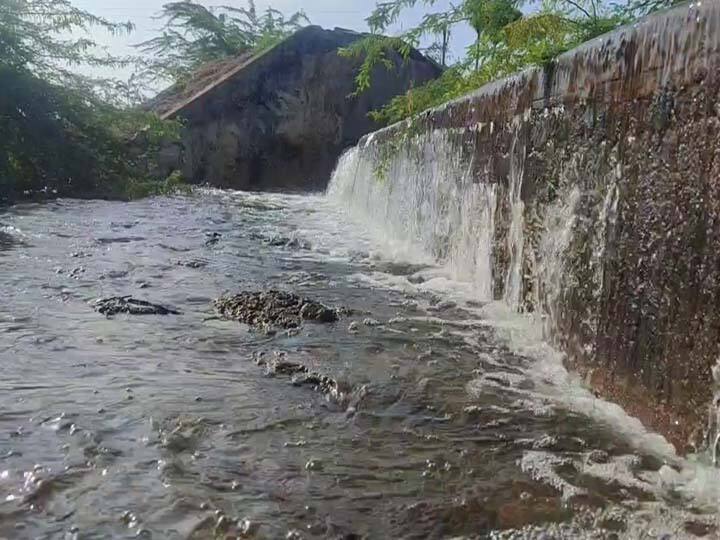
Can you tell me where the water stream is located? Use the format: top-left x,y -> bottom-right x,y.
0,186 -> 719,539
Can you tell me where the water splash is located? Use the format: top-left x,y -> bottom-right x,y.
710,359 -> 720,465
503,123 -> 527,311
591,181 -> 618,325
324,116 -> 720,486
536,186 -> 580,338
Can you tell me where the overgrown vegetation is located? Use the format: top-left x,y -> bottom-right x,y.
136,1 -> 308,86
0,0 -> 308,204
343,0 -> 686,126
0,0 -> 189,203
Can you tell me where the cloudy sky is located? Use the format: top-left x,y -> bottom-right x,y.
71,0 -> 476,80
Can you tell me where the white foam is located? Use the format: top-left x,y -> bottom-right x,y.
520,451 -> 587,502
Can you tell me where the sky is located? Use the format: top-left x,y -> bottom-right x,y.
70,0 -> 476,83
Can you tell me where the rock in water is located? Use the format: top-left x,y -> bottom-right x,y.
214,290 -> 338,329
299,301 -> 338,323
204,232 -> 222,246
93,296 -> 180,316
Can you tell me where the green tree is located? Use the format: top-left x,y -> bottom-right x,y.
339,0 -> 522,93
137,0 -> 309,85
339,2 -> 467,93
425,20 -> 451,67
464,0 -> 521,71
0,0 -> 136,94
355,0 -> 680,126
619,0 -> 686,18
0,0 -> 181,202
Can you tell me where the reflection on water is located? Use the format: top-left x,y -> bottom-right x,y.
0,191 -> 718,539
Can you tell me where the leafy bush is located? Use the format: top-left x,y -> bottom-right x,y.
0,1 -> 189,203
116,171 -> 191,201
351,0 -> 685,126
136,0 -> 309,86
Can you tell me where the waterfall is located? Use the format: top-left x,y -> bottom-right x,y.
589,180 -> 618,337
327,120 -> 597,326
328,127 -> 499,301
324,125 -> 692,466
503,129 -> 526,311
536,186 -> 580,336
324,0 -> 720,466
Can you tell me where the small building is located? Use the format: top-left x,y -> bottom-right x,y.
148,26 -> 442,191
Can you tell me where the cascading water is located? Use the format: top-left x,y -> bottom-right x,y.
328,127 -> 499,300
324,117 -> 720,533
326,84 -> 720,469
325,0 -> 720,510
328,117 -> 625,357
503,122 -> 527,312
589,178 -> 619,337
535,186 -> 580,338
328,117 -> 533,311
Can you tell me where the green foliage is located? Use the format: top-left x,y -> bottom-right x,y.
341,0 -> 471,93
0,0 -> 136,101
119,171 -> 190,201
0,65 -> 183,202
503,13 -> 576,52
339,36 -> 413,94
351,0 -> 521,79
0,0 -> 182,203
366,1 -> 440,33
137,0 -> 309,85
360,0 -> 673,127
464,0 -> 522,42
617,0 -> 686,19
464,0 -> 522,71
369,68 -> 463,124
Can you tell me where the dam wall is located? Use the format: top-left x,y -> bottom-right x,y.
328,2 -> 720,453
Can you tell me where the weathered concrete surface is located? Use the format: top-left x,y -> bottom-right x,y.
333,3 -> 720,453
151,26 -> 441,191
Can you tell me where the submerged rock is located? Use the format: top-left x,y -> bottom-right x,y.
93,296 -> 180,316
176,258 -> 208,269
266,234 -> 312,251
0,231 -> 20,251
214,290 -> 338,329
204,232 -> 222,246
254,351 -> 348,404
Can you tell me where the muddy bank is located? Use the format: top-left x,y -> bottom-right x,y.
328,2 -> 720,453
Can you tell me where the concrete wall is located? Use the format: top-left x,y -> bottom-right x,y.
330,3 -> 720,453
163,26 -> 441,191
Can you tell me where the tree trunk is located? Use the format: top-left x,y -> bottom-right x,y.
441,28 -> 449,67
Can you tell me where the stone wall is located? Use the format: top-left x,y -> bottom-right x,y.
330,3 -> 720,453
158,26 -> 441,191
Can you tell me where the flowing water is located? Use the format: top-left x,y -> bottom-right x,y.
0,188 -> 719,540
